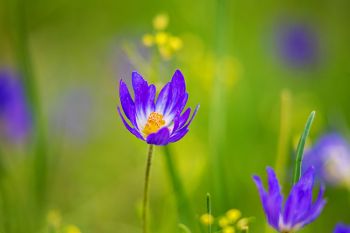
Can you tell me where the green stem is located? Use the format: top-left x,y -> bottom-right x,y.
208,0 -> 228,212
206,193 -> 212,233
162,146 -> 198,230
142,144 -> 154,233
292,111 -> 316,184
8,0 -> 48,212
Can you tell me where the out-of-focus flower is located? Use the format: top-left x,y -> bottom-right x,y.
226,209 -> 241,222
334,223 -> 350,233
200,208 -> 251,232
0,69 -> 31,143
65,225 -> 82,233
275,20 -> 321,69
303,133 -> 350,188
236,218 -> 250,231
142,13 -> 183,60
117,70 -> 199,145
200,213 -> 214,225
253,167 -> 326,233
49,87 -> 93,144
222,226 -> 235,233
153,13 -> 169,31
219,216 -> 230,227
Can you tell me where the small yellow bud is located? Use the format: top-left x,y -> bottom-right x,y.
65,224 -> 81,233
222,226 -> 235,233
47,210 -> 61,228
153,13 -> 169,30
142,34 -> 154,47
226,209 -> 241,222
200,213 -> 214,225
169,36 -> 183,51
236,218 -> 249,230
218,216 -> 230,227
155,32 -> 169,45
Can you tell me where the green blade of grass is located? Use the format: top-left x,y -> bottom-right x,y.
206,193 -> 212,233
162,146 -> 199,232
292,111 -> 316,184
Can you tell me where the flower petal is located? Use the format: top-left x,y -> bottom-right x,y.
162,70 -> 186,117
146,127 -> 170,145
145,84 -> 156,116
252,174 -> 280,231
155,82 -> 172,114
172,107 -> 191,134
168,128 -> 189,143
117,106 -> 144,140
132,71 -> 149,126
333,223 -> 350,233
119,79 -> 137,127
283,167 -> 315,228
265,167 -> 283,229
298,184 -> 326,227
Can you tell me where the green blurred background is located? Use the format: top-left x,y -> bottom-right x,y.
0,0 -> 350,232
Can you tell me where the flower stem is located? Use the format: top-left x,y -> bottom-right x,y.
206,193 -> 212,233
142,144 -> 154,233
292,111 -> 316,184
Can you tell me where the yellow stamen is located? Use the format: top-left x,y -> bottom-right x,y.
142,112 -> 166,136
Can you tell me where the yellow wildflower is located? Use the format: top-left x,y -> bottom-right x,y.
155,32 -> 169,45
65,224 -> 81,233
200,213 -> 214,225
218,216 -> 230,227
142,34 -> 154,47
236,218 -> 250,231
158,46 -> 172,60
153,13 -> 169,30
169,36 -> 183,51
226,209 -> 241,222
222,226 -> 235,233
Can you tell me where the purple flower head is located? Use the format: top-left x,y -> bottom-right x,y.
0,69 -> 32,143
117,69 -> 199,145
253,167 -> 326,233
275,21 -> 320,69
303,133 -> 350,187
334,223 -> 350,233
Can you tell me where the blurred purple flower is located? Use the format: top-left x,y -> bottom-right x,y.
117,69 -> 199,145
253,167 -> 326,233
303,133 -> 350,187
334,223 -> 350,233
276,21 -> 320,68
0,69 -> 32,143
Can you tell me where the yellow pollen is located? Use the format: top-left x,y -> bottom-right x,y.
142,112 -> 166,136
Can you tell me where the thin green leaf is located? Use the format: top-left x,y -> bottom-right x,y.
292,111 -> 316,184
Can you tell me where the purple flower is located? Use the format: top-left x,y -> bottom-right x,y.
253,167 -> 326,233
0,69 -> 32,143
334,223 -> 350,233
275,21 -> 320,68
303,133 -> 350,187
117,69 -> 199,145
